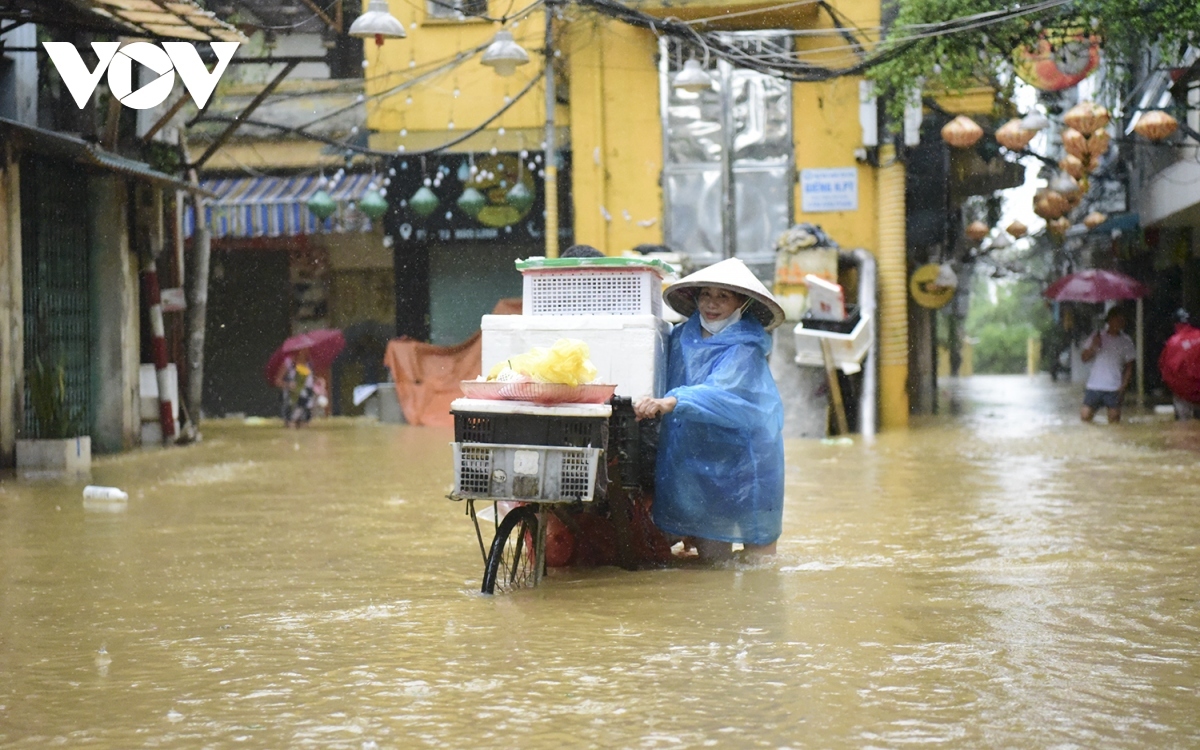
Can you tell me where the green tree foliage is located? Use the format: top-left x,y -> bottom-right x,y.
966,277 -> 1054,373
869,0 -> 1200,118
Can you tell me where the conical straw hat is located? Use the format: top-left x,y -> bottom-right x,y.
663,258 -> 785,331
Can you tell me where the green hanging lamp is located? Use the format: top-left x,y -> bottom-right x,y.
409,186 -> 439,217
505,182 -> 534,214
456,186 -> 487,219
359,184 -> 389,220
306,185 -> 337,220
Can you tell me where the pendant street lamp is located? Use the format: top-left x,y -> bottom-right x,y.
673,58 -> 713,93
349,0 -> 406,47
481,30 -> 530,77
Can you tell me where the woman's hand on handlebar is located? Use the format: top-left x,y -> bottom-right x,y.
635,396 -> 677,421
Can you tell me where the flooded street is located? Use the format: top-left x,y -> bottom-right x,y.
2,375 -> 1198,748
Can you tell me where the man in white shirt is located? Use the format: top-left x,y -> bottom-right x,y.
1081,307 -> 1136,423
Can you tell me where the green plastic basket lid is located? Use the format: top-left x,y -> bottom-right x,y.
515,256 -> 676,277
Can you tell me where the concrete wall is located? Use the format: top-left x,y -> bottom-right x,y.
0,144 -> 22,465
89,175 -> 140,453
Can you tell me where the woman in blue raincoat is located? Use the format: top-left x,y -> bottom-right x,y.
635,258 -> 786,562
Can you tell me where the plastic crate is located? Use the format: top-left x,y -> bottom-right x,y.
522,269 -> 663,317
454,411 -> 609,448
451,442 -> 603,503
793,312 -> 874,375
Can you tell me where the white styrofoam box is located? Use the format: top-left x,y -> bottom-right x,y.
139,363 -> 179,423
481,314 -> 670,399
793,313 -> 874,374
522,269 -> 664,317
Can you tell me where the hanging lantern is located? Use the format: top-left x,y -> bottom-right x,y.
505,182 -> 534,213
1083,211 -> 1108,229
1049,172 -> 1081,201
409,186 -> 439,217
1063,102 -> 1110,136
1033,189 -> 1070,220
358,185 -> 388,220
941,115 -> 984,148
306,187 -> 336,221
1134,110 -> 1178,141
1048,217 -> 1071,237
1058,154 -> 1085,180
995,118 -> 1037,151
1085,130 -> 1110,159
673,59 -> 713,93
1006,220 -> 1028,238
965,220 -> 989,242
1013,33 -> 1100,92
456,186 -> 487,218
1019,111 -> 1050,132
1061,127 -> 1088,159
988,231 -> 1012,249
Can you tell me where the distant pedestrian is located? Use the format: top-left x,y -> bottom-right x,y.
1081,307 -> 1136,423
561,244 -> 605,258
275,347 -> 316,427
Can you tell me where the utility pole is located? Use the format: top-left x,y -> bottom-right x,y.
542,0 -> 559,259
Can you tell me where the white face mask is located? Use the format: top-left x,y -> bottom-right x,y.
699,301 -> 748,336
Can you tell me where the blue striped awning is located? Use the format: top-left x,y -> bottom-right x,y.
184,173 -> 378,239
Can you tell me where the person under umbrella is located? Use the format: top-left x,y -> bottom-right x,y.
1081,307 -> 1136,424
634,258 -> 786,562
274,347 -> 319,427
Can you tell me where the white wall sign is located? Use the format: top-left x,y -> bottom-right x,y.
801,168 -> 859,213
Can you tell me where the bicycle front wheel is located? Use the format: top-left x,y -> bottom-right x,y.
481,506 -> 539,595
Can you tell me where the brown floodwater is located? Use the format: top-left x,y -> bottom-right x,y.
1,375 -> 1198,748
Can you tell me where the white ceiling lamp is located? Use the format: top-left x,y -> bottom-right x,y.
673,58 -> 713,93
348,0 -> 406,46
481,30 -> 530,77
1018,111 -> 1050,132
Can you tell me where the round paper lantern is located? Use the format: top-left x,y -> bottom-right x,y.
1049,172 -> 1081,201
1058,154 -> 1085,180
965,220 -> 989,242
995,118 -> 1037,151
941,116 -> 984,148
306,188 -> 336,220
1034,189 -> 1070,220
1134,110 -> 1178,141
1006,220 -> 1028,238
1048,217 -> 1071,236
409,186 -> 439,217
1085,130 -> 1110,158
1061,127 -> 1088,159
358,186 -> 388,220
505,182 -> 534,213
456,186 -> 487,218
1083,211 -> 1107,229
1013,34 -> 1100,92
1063,102 -> 1110,136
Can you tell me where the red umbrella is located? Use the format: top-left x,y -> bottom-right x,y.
264,329 -> 346,384
1042,269 -> 1148,302
1159,323 -> 1200,404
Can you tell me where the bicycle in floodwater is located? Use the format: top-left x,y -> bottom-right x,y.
448,393 -> 659,594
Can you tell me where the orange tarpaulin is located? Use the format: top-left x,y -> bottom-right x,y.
384,298 -> 521,427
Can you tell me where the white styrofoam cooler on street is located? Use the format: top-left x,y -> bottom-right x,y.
481,314 -> 670,399
793,313 -> 874,374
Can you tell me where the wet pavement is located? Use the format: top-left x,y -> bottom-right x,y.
1,375 -> 1198,748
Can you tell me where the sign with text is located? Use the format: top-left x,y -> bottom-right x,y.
800,168 -> 858,213
43,41 -> 239,110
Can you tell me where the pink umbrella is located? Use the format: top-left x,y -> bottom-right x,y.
264,329 -> 346,384
1042,269 -> 1148,303
1159,323 -> 1200,404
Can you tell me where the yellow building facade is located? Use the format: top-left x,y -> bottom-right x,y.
364,0 -> 912,427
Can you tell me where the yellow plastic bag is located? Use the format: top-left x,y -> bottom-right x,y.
487,339 -> 599,386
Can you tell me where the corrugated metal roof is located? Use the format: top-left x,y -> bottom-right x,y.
19,0 -> 248,42
0,117 -> 205,193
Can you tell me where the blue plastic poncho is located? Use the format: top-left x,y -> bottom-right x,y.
652,314 -> 785,546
